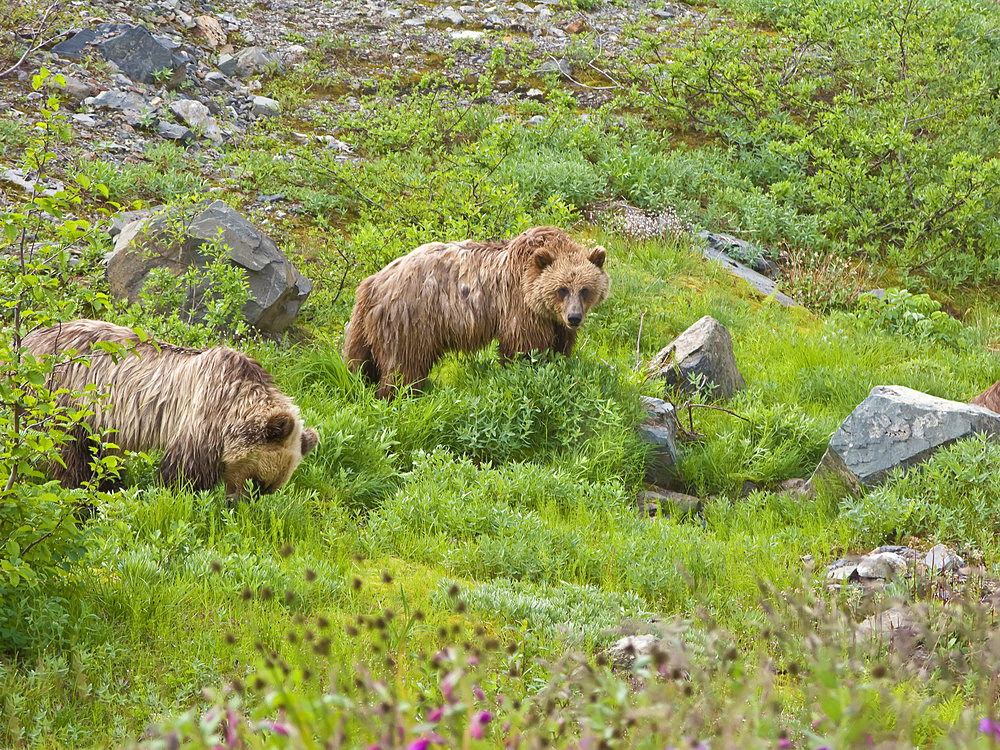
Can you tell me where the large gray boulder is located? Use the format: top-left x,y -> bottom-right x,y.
811,385 -> 1000,491
53,25 -> 189,86
647,316 -> 744,399
636,396 -> 679,487
106,201 -> 312,334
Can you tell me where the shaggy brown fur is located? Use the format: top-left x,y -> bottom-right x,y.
22,320 -> 319,498
343,225 -> 610,398
972,380 -> 1000,414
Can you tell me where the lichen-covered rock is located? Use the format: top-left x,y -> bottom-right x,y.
811,385 -> 1000,491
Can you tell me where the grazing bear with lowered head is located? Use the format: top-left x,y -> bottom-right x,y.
343,225 -> 610,398
22,319 -> 319,499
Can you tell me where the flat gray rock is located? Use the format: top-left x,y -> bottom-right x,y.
697,231 -> 795,306
106,200 -> 312,334
811,385 -> 1000,491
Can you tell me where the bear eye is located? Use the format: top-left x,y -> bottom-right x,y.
557,287 -> 569,299
581,287 -> 590,300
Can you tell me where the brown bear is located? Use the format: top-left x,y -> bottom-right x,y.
22,319 -> 319,498
972,380 -> 1000,414
343,225 -> 610,398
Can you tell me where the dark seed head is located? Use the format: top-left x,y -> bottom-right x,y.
314,637 -> 331,656
317,616 -> 329,629
381,571 -> 393,584
414,610 -> 425,621
304,569 -> 317,582
224,632 -> 237,645
210,560 -> 222,573
286,631 -> 298,643
456,601 -> 466,613
241,587 -> 253,601
284,590 -> 296,604
279,543 -> 294,558
345,625 -> 359,637
260,586 -> 274,601
872,664 -> 888,679
352,577 -> 363,591
507,642 -> 518,655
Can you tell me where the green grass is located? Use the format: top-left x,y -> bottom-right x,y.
6,0 -> 1000,743
6,224 -> 1000,745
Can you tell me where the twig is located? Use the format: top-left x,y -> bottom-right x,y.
0,2 -> 62,80
634,309 -> 646,372
686,402 -> 751,423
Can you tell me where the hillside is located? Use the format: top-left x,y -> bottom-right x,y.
3,0 -> 1000,746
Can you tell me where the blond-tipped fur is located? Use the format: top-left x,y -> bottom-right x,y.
972,380 -> 1000,414
22,319 -> 319,498
343,226 -> 610,398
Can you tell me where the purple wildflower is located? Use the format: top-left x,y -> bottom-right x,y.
407,740 -> 431,750
427,707 -> 444,723
470,710 -> 493,740
980,718 -> 1000,741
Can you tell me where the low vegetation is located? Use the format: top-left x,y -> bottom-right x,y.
3,0 -> 1000,746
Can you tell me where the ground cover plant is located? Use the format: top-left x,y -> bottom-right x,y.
4,0 -> 1000,746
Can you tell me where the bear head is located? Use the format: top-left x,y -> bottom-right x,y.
222,408 -> 319,499
520,226 -> 610,331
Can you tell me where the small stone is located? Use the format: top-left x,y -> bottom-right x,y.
86,88 -> 146,114
251,95 -> 280,117
856,606 -> 919,643
157,120 -> 193,141
194,15 -> 227,49
71,113 -> 99,128
608,634 -> 659,670
450,29 -> 484,40
826,560 -> 859,581
855,552 -> 907,580
526,114 -> 546,125
281,44 -> 308,65
640,489 -> 700,516
565,18 -> 587,33
924,544 -> 964,574
525,88 -> 544,99
403,17 -> 427,26
218,46 -> 281,78
169,98 -> 222,142
51,75 -> 96,103
440,8 -> 466,25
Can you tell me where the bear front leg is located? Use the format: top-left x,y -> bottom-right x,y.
54,425 -> 97,489
160,430 -> 223,492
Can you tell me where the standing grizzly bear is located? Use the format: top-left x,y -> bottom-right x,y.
972,379 -> 1000,413
343,225 -> 610,398
22,319 -> 319,498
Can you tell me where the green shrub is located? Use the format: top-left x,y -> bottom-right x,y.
841,435 -> 1000,547
854,288 -> 967,347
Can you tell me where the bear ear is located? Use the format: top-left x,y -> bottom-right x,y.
264,412 -> 296,443
533,248 -> 555,271
588,245 -> 606,269
301,428 -> 319,456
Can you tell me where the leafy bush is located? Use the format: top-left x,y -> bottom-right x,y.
621,0 -> 1000,285
841,435 -> 1000,547
854,288 -> 967,347
0,70 -> 115,653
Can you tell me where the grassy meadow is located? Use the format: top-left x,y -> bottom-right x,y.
5,0 -> 1000,745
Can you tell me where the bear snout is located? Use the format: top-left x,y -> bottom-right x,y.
567,313 -> 583,328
